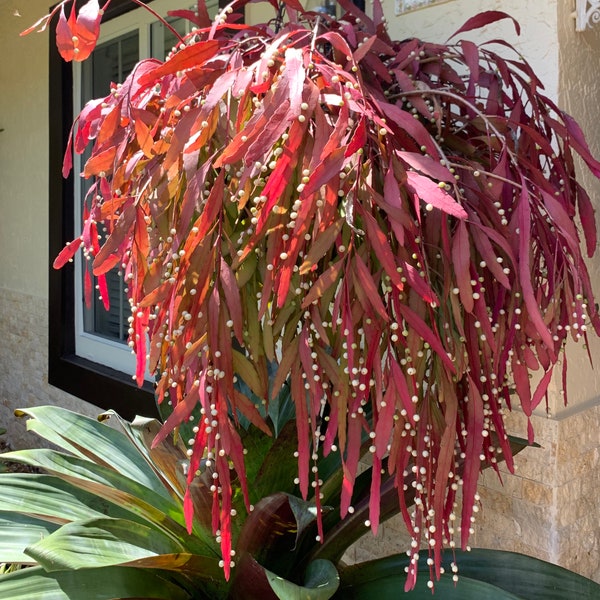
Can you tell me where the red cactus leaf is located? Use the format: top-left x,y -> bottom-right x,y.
232,389 -> 271,436
346,117 -> 367,158
390,360 -> 416,421
470,225 -> 511,289
301,259 -> 345,309
138,40 -> 220,86
397,152 -> 454,182
83,268 -> 93,308
340,411 -> 363,517
375,385 -> 396,457
531,367 -> 554,412
232,350 -> 267,403
353,254 -> 389,322
72,0 -> 104,61
562,112 -> 600,178
54,3 -> 76,62
301,146 -> 347,199
83,146 -> 117,178
379,102 -> 439,157
447,11 -> 520,41
460,40 -> 480,96
92,202 -> 136,275
396,304 -> 456,374
406,171 -> 467,219
299,218 -> 343,275
154,388 -> 200,447
451,220 -> 474,313
432,382 -> 458,573
97,273 -> 110,311
460,378 -> 485,549
517,185 -> 555,353
575,183 -> 597,258
512,358 -> 532,416
291,363 -> 309,499
361,209 -> 404,291
53,237 -> 83,269
369,454 -> 382,535
220,258 -> 244,342
134,308 -> 149,387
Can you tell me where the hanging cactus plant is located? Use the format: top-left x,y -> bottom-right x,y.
27,0 -> 600,590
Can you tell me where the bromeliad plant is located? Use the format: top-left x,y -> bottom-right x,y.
13,0 -> 600,594
3,405 -> 597,599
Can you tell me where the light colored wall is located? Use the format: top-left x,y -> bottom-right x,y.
0,0 -> 50,298
384,0 -> 559,100
0,0 -> 102,445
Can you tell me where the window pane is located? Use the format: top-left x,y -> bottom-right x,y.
151,17 -> 189,60
150,1 -> 219,59
81,32 -> 140,342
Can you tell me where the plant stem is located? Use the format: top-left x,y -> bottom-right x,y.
127,0 -> 186,45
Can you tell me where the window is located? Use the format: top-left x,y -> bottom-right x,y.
49,0 -> 221,418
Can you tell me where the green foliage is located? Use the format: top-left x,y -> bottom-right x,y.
336,549 -> 600,599
0,406 -> 342,599
0,405 -> 560,600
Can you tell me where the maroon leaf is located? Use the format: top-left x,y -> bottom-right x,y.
451,220 -> 474,313
447,11 -> 520,41
406,171 -> 467,219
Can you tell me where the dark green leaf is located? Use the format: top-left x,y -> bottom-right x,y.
0,564 -> 191,600
267,559 -> 339,600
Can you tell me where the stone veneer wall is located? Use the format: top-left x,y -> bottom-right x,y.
344,407 -> 600,583
0,287 -> 101,448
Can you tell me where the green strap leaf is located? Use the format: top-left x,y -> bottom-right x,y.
15,406 -> 168,498
447,548 -> 600,600
337,550 -> 600,599
26,517 -> 185,572
338,573 -> 523,599
2,449 -> 183,523
0,565 -> 190,600
0,513 -> 59,564
267,559 -> 340,600
0,474 -> 141,525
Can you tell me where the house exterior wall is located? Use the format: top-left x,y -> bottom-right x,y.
0,0 -> 102,448
1,0 -> 600,583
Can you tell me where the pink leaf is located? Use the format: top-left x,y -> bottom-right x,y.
447,11 -> 520,41
460,378 -> 484,548
84,268 -> 92,308
55,3 -> 76,62
406,172 -> 467,219
397,152 -> 454,182
517,185 -> 555,353
97,273 -> 110,311
72,0 -> 104,61
53,238 -> 83,269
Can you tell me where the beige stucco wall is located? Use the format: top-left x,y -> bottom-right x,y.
0,0 -> 102,445
385,0 -> 559,101
0,0 -> 50,298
